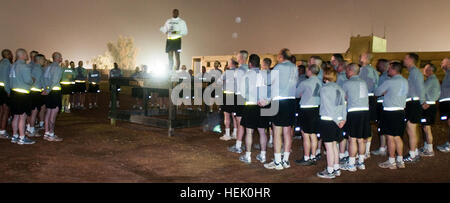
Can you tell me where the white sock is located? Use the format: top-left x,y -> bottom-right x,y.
339,153 -> 346,159
349,157 -> 356,165
13,134 -> 19,138
310,154 -> 316,159
379,146 -> 386,152
269,135 -> 273,143
316,149 -> 321,155
225,128 -> 230,136
245,152 -> 251,159
274,153 -> 282,163
327,167 -> 334,174
236,140 -> 242,149
409,151 -> 416,158
344,151 -> 349,157
333,164 -> 340,171
358,154 -> 365,164
261,151 -> 266,157
366,142 -> 371,154
283,152 -> 290,162
19,135 -> 25,139
29,127 -> 35,133
389,157 -> 395,164
428,144 -> 433,152
397,156 -> 403,163
304,155 -> 310,161
415,148 -> 419,156
0,130 -> 5,134
26,124 -> 30,130
232,128 -> 237,136
39,121 -> 44,127
423,142 -> 428,149
45,131 -> 50,136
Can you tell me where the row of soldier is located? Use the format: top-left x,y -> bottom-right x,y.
195,49 -> 450,179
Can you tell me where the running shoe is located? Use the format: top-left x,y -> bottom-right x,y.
378,160 -> 397,169
17,137 -> 36,145
239,155 -> 251,164
264,161 -> 284,170
317,169 -> 336,179
256,154 -> 266,163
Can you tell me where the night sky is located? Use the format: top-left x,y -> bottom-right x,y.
1,0 -> 449,69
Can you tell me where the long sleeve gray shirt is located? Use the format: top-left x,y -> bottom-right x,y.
359,65 -> 379,94
270,61 -> 298,100
297,75 -> 321,107
423,74 -> 440,103
0,58 -> 12,94
407,66 -> 425,103
375,74 -> 408,109
43,62 -> 63,93
440,70 -> 450,101
31,63 -> 44,90
337,71 -> 348,88
9,60 -> 33,92
88,70 -> 101,83
295,74 -> 308,99
342,75 -> 369,111
377,71 -> 389,101
234,64 -> 248,95
319,82 -> 347,125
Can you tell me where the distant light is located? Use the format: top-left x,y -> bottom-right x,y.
295,127 -> 301,132
232,32 -> 238,39
235,17 -> 242,24
441,116 -> 447,120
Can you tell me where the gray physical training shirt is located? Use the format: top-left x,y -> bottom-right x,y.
9,60 -> 33,91
377,71 -> 389,101
234,64 -> 248,95
441,70 -> 450,100
270,61 -> 298,100
242,67 -> 266,104
423,74 -> 440,103
297,75 -> 321,107
43,62 -> 63,93
407,66 -> 425,103
337,71 -> 348,88
0,58 -> 11,94
88,70 -> 101,83
295,74 -> 307,98
319,82 -> 347,125
375,74 -> 408,109
359,65 -> 379,94
31,63 -> 44,89
342,75 -> 369,111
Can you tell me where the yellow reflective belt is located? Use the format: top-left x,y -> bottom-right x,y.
91,82 -> 97,85
75,80 -> 86,83
31,87 -> 43,92
12,88 -> 30,94
245,102 -> 257,105
52,86 -> 62,91
168,36 -> 182,40
0,82 -> 4,87
60,81 -> 72,85
224,91 -> 234,94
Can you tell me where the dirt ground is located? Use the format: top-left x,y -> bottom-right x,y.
0,83 -> 449,183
